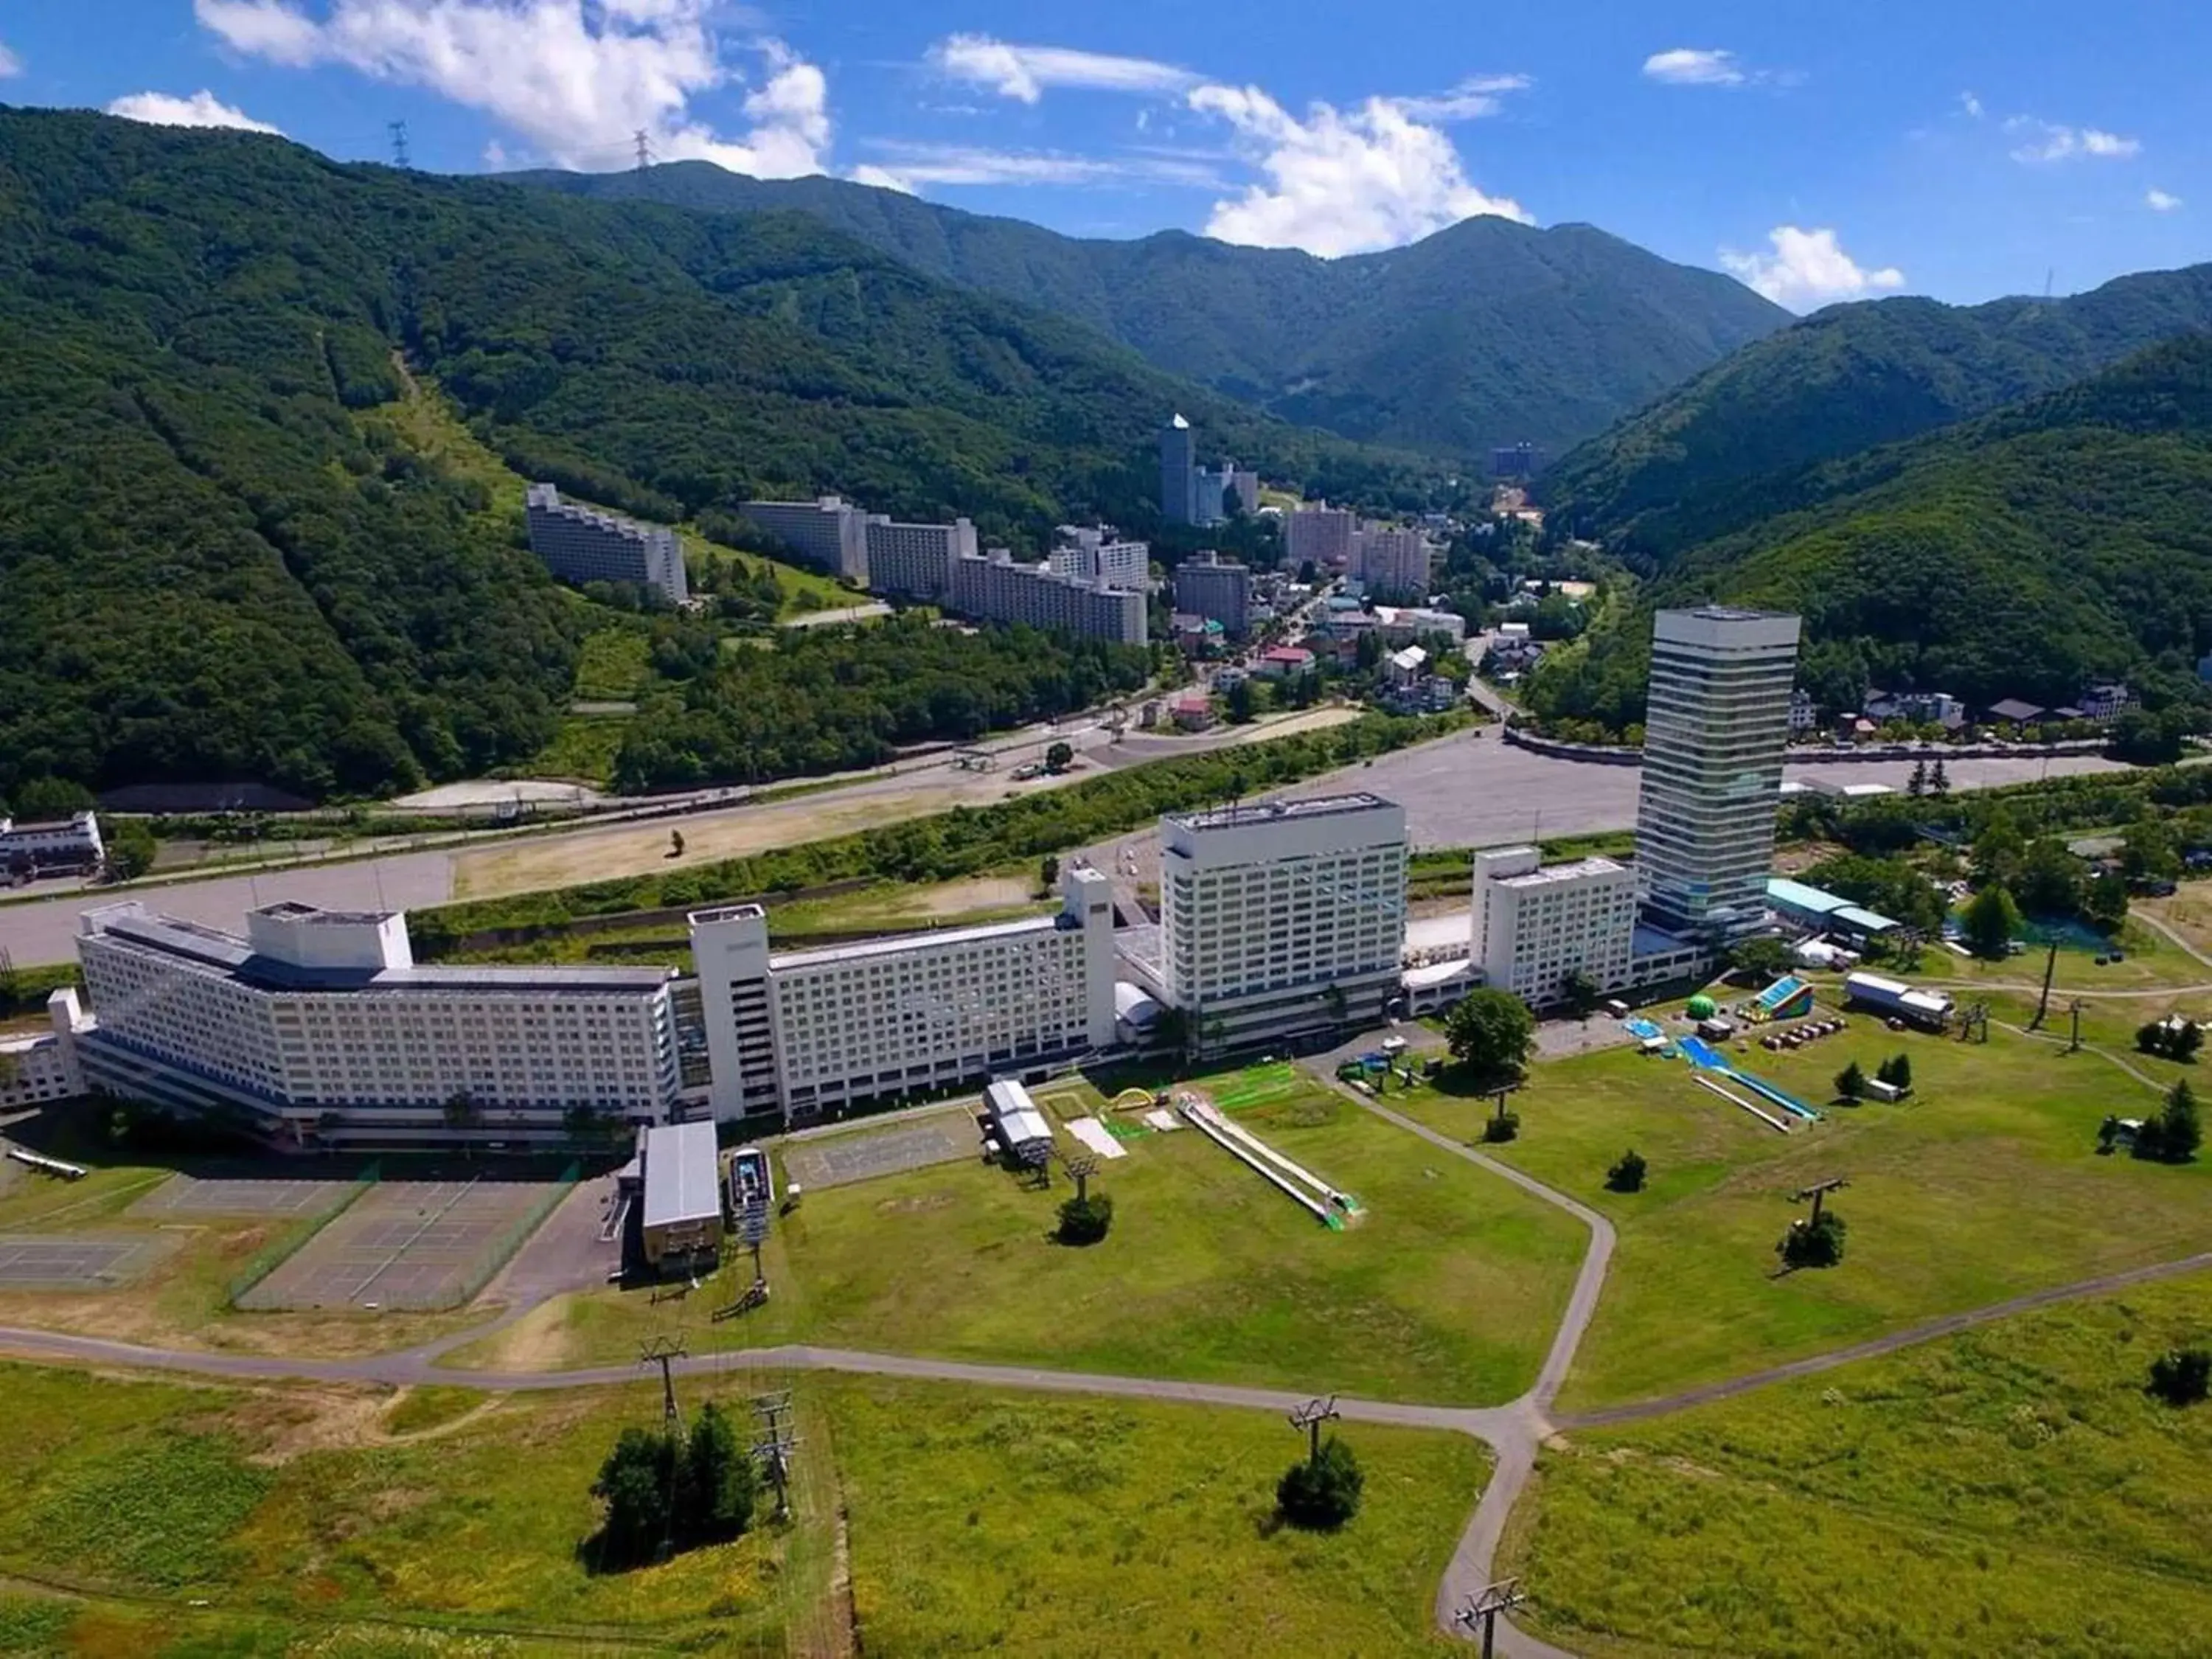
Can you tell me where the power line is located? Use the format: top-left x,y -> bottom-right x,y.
387,119 -> 409,170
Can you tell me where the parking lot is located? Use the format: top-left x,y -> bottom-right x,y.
0,1234 -> 179,1290
235,1177 -> 563,1311
781,1113 -> 980,1190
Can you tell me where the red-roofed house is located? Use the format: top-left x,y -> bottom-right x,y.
1256,644 -> 1316,678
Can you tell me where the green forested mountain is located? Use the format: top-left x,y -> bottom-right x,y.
502,161 -> 1787,458
0,108 -> 1424,804
1526,335 -> 2212,732
1543,268 -> 2212,554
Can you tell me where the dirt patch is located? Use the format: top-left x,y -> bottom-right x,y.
877,1192 -> 957,1217
461,1295 -> 578,1373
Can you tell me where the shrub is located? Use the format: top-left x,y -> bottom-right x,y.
1481,1110 -> 1521,1144
591,1404 -> 759,1570
1605,1150 -> 1647,1193
2132,1079 -> 2202,1164
1778,1211 -> 1848,1270
1055,1193 -> 1114,1245
1276,1436 -> 1364,1530
2149,1346 -> 2211,1406
1876,1053 -> 1913,1090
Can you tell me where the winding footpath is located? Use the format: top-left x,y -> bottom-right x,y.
0,1079 -> 2205,1655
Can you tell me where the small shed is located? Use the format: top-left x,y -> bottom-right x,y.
640,1120 -> 723,1272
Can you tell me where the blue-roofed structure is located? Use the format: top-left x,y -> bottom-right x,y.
1767,877 -> 1899,939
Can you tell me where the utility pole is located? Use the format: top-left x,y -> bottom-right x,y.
2028,939 -> 2060,1030
387,119 -> 409,170
1792,1176 -> 1848,1229
1455,1579 -> 1530,1659
1061,1152 -> 1099,1205
1286,1394 -> 1339,1465
633,128 -> 653,173
750,1389 -> 799,1523
639,1335 -> 686,1427
2067,998 -> 2085,1054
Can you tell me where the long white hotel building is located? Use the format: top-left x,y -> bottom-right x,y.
70,902 -> 682,1147
1155,794 -> 1407,1057
524,484 -> 689,603
689,866 -> 1118,1122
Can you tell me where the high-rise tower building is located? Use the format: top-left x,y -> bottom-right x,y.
1160,414 -> 1196,524
1633,606 -> 1803,939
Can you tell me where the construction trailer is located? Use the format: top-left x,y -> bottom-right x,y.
639,1119 -> 723,1273
1842,970 -> 1955,1032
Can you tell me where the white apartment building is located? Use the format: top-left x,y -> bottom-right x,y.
73,902 -> 683,1148
1172,552 -> 1253,637
688,866 -> 1118,1122
1353,523 -> 1434,600
0,811 -> 105,873
1472,848 -> 1638,1006
1048,526 -> 1150,590
1285,503 -> 1357,571
740,495 -> 870,584
0,988 -> 90,1110
1635,606 -> 1803,939
949,549 -> 1148,645
524,484 -> 689,603
865,515 -> 977,601
1158,794 -> 1408,1056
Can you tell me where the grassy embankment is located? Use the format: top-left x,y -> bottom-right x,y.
1392,1010 -> 2212,1413
1508,1271 -> 2212,1658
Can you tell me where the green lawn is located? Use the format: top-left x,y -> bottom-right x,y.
453,1065 -> 1589,1404
830,1376 -> 1481,1655
1393,1020 -> 2212,1412
1506,1270 -> 2212,1658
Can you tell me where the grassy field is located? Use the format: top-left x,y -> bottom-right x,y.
829,1377 -> 1482,1655
455,1065 -> 1587,1404
0,1361 -> 838,1656
1506,1270 -> 2212,1658
1393,1015 -> 2212,1412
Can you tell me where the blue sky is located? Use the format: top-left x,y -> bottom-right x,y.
3,0 -> 2203,307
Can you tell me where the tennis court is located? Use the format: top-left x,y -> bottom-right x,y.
131,1172 -> 362,1220
0,1233 -> 180,1290
234,1177 -> 562,1311
781,1113 -> 979,1190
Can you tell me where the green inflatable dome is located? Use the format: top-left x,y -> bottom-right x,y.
1686,994 -> 1719,1020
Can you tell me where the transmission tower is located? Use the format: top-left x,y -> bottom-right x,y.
750,1389 -> 799,1522
633,128 -> 654,173
638,1334 -> 686,1427
387,119 -> 409,170
1791,1177 -> 1848,1229
1455,1579 -> 1530,1659
1286,1394 -> 1340,1465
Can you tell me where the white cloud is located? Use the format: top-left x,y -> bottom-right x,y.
928,34 -> 1196,104
1388,73 -> 1531,122
1960,90 -> 1983,119
849,163 -> 916,195
1719,225 -> 1905,310
106,89 -> 283,133
1643,48 -> 1744,86
2148,187 -> 2183,212
0,41 -> 21,78
855,141 -> 1224,192
193,1 -> 830,176
1186,82 -> 1529,257
2006,116 -> 2140,163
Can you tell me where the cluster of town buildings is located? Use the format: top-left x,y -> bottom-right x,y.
5,608 -> 1818,1147
1788,681 -> 2141,740
0,812 -> 105,880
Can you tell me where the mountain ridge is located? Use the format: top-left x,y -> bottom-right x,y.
497,160 -> 1789,459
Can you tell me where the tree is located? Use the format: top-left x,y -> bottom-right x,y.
1728,936 -> 1790,984
2136,1077 -> 2202,1164
679,1402 -> 757,1544
1779,1210 -> 1848,1269
563,1103 -> 613,1148
2149,1346 -> 2211,1406
1970,815 -> 2025,888
2083,869 -> 2129,933
2122,818 -> 2180,883
2177,1023 -> 2204,1064
1876,1052 -> 1913,1091
1907,757 -> 1927,798
442,1090 -> 481,1139
1961,884 -> 2020,959
1605,1150 -> 1647,1193
1039,853 -> 1060,891
1445,989 -> 1536,1083
1044,740 -> 1074,773
592,1427 -> 676,1569
2014,838 -> 2084,919
1276,1434 -> 1363,1530
1225,678 -> 1256,724
1559,969 -> 1601,1020
1835,1059 -> 1867,1101
105,821 -> 158,882
1056,1192 -> 1114,1245
1930,759 -> 1950,797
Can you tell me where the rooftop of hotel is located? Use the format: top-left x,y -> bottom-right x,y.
80,902 -> 675,995
769,909 -> 1071,972
1492,855 -> 1630,888
1165,791 -> 1394,833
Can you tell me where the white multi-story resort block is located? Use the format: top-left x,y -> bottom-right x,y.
948,549 -> 1148,645
0,812 -> 105,874
1048,526 -> 1151,590
73,902 -> 682,1147
524,484 -> 689,603
689,866 -> 1118,1123
740,495 -> 871,583
864,515 -> 977,600
1472,848 -> 1638,1006
1158,794 -> 1408,1055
